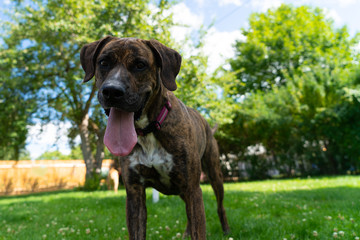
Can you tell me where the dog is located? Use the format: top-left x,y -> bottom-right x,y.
107,166 -> 119,193
80,36 -> 230,239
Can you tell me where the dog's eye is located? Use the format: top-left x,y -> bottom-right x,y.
100,60 -> 109,67
134,61 -> 147,71
98,59 -> 113,70
136,62 -> 145,69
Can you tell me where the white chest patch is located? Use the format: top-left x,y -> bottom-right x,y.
130,116 -> 174,186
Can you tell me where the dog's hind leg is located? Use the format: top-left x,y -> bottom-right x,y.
202,139 -> 230,235
208,169 -> 230,235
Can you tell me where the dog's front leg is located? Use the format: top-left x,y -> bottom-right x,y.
183,186 -> 206,240
126,184 -> 147,240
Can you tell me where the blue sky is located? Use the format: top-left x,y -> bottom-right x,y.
182,0 -> 360,35
1,0 -> 359,159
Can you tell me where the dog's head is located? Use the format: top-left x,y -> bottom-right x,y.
80,36 -> 182,156
80,36 -> 181,115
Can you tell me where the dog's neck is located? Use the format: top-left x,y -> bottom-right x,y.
136,86 -> 170,129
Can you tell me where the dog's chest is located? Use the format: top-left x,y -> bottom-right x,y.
129,131 -> 174,186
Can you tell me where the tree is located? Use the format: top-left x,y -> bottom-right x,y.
229,4 -> 356,94
219,4 -> 360,176
174,32 -> 235,127
311,67 -> 360,174
37,150 -> 69,160
36,145 -> 84,160
0,44 -> 39,160
1,0 -> 176,185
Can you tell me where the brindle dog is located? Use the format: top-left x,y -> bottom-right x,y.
80,36 -> 230,240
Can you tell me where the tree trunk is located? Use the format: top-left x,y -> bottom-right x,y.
79,113 -> 95,181
94,128 -> 105,175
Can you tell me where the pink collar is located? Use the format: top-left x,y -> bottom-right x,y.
136,101 -> 172,136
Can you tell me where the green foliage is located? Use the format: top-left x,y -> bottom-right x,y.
0,45 -> 38,160
174,28 -> 235,126
229,4 -> 356,94
82,173 -> 102,191
35,145 -> 84,160
68,145 -> 83,160
18,150 -> 32,160
36,150 -> 69,160
219,4 -> 360,177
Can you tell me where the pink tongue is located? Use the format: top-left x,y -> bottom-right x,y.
104,108 -> 138,156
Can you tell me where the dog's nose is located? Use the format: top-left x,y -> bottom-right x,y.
101,84 -> 125,100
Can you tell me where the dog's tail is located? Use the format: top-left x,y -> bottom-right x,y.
211,123 -> 218,135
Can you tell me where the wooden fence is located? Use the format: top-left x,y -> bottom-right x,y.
0,159 -> 112,196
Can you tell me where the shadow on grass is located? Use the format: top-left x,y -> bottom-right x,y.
0,189 -> 76,200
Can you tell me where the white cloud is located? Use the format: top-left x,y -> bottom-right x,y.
248,0 -> 350,26
218,0 -> 243,6
324,8 -> 343,26
203,28 -> 244,72
26,122 -> 79,159
195,0 -> 205,7
168,3 -> 204,42
336,0 -> 356,7
169,3 -> 244,72
250,0 -> 283,12
302,0 -> 356,7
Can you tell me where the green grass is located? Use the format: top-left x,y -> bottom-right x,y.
0,176 -> 359,239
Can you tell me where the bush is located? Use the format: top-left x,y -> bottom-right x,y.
82,173 -> 102,191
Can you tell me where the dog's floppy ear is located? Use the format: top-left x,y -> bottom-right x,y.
80,36 -> 115,83
146,40 -> 182,91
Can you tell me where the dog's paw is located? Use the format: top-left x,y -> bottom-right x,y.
182,229 -> 190,239
223,228 -> 231,236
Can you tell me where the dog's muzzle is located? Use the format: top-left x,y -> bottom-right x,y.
99,82 -> 141,113
101,83 -> 126,101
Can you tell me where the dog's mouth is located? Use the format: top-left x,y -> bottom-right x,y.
104,105 -> 143,121
104,108 -> 138,156
103,92 -> 150,157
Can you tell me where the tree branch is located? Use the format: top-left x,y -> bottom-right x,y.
88,118 -> 100,135
84,83 -> 96,116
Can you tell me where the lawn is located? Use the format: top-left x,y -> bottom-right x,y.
0,176 -> 359,240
